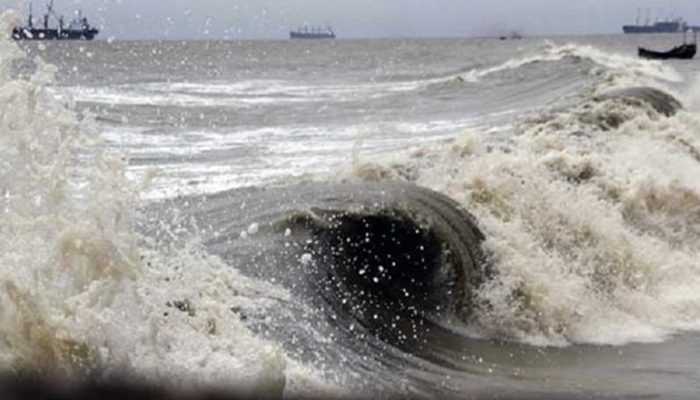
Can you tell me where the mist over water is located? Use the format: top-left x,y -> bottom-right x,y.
4,12 -> 700,397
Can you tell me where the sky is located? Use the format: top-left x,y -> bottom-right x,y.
3,0 -> 700,40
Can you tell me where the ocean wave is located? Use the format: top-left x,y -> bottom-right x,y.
6,18 -> 700,396
350,83 -> 700,347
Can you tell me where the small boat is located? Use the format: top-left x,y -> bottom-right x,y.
638,43 -> 696,59
638,30 -> 697,60
499,32 -> 522,41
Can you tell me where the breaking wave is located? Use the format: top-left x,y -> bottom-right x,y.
460,42 -> 683,85
349,56 -> 700,347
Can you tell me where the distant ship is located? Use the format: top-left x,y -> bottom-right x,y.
499,32 -> 523,41
12,1 -> 99,41
623,18 -> 689,34
290,25 -> 335,40
623,9 -> 699,34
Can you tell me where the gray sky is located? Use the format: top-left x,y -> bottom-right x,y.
4,0 -> 700,40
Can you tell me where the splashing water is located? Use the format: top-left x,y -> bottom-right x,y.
0,10 -> 311,395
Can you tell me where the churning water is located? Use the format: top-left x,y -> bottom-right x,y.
3,9 -> 700,398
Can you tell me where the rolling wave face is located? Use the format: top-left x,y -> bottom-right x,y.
287,184 -> 490,345
144,182 -> 501,396
165,183 -> 490,337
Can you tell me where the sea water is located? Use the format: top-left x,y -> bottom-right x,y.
3,8 -> 700,397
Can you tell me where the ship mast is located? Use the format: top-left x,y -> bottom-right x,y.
27,2 -> 33,28
43,0 -> 51,28
44,0 -> 63,30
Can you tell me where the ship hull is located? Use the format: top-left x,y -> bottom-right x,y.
12,28 -> 99,41
290,32 -> 335,40
623,26 -> 680,34
622,20 -> 692,34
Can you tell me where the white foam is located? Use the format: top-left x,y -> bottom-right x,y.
0,10 -> 333,394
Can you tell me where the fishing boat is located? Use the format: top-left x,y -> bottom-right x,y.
638,31 -> 697,60
12,1 -> 99,41
638,43 -> 696,60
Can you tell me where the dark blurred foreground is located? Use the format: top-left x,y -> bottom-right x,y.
0,375 -> 280,400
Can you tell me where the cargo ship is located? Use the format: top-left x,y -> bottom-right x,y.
12,1 -> 99,41
623,18 -> 689,34
290,25 -> 335,40
623,9 -> 699,34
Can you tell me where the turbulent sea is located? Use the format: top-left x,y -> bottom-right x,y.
3,11 -> 700,399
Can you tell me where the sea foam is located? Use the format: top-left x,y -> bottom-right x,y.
0,9 -> 318,396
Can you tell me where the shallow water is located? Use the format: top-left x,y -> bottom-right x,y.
3,20 -> 700,398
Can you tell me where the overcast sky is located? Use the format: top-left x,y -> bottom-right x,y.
3,0 -> 700,40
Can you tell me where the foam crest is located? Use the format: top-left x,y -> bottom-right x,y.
460,48 -> 564,83
553,43 -> 683,85
460,42 -> 683,90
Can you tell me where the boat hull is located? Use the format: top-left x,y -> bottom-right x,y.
638,44 -> 696,60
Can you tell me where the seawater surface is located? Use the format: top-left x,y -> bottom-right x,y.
3,16 -> 700,398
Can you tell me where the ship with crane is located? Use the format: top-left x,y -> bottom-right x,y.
12,1 -> 99,41
623,7 -> 699,34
